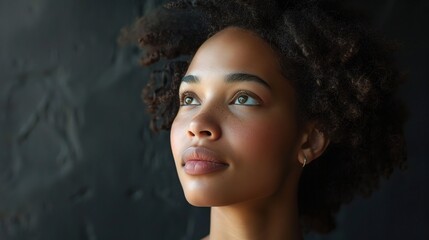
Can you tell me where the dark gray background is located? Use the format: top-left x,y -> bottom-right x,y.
0,0 -> 427,239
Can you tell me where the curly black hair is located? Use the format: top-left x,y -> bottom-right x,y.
119,0 -> 408,234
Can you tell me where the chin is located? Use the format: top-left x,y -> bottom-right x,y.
185,197 -> 212,207
183,189 -> 227,207
182,185 -> 267,208
181,184 -> 241,207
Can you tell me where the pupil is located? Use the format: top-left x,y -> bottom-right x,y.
185,97 -> 192,104
238,95 -> 247,103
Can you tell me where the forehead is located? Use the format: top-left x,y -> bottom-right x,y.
186,27 -> 283,78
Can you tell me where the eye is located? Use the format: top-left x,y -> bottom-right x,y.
232,91 -> 260,106
180,92 -> 200,106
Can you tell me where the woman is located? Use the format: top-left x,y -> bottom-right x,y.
120,0 -> 408,239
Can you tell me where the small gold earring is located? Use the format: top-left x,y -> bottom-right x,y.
302,152 -> 308,168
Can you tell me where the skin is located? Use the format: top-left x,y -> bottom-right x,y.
170,26 -> 330,240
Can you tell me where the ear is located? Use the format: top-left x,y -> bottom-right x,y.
297,122 -> 330,166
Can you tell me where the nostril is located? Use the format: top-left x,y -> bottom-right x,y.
188,131 -> 195,137
201,130 -> 212,136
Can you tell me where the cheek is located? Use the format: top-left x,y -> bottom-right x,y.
170,117 -> 185,167
224,109 -> 298,192
229,110 -> 296,162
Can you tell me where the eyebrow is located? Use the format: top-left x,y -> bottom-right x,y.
181,73 -> 271,89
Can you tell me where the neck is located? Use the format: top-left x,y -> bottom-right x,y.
204,173 -> 303,240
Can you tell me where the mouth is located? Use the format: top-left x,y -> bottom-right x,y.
181,147 -> 229,175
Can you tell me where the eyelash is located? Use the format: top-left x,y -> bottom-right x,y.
179,90 -> 261,106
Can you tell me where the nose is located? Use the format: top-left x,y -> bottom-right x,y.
187,111 -> 221,141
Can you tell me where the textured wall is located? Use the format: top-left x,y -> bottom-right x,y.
0,0 -> 427,240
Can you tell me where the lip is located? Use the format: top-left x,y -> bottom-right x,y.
181,147 -> 229,175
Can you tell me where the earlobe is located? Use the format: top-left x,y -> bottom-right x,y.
299,124 -> 330,166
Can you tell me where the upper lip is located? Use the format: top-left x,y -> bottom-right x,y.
181,146 -> 228,166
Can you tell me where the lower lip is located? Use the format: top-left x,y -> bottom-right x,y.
183,160 -> 228,175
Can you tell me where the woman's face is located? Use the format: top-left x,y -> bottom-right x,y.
170,27 -> 302,206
